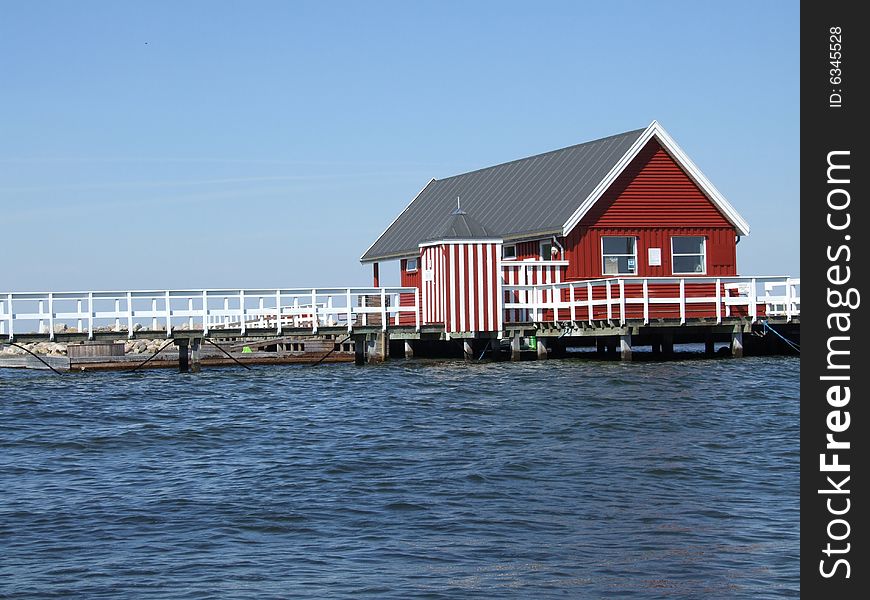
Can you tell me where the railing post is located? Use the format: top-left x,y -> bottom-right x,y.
164,290 -> 171,338
786,279 -> 793,322
276,289 -> 283,334
715,278 -> 722,324
414,287 -> 420,332
48,293 -> 55,341
114,298 -> 121,332
0,298 -> 6,338
152,298 -> 158,331
586,282 -> 593,324
188,297 -> 194,330
239,289 -> 246,335
38,300 -> 45,334
88,292 -> 94,340
552,283 -> 558,323
642,278 -> 649,325
346,288 -> 353,333
312,288 -> 319,334
77,299 -> 83,333
568,283 -> 576,323
6,294 -> 13,339
606,280 -> 612,322
618,279 -> 626,326
202,291 -> 209,336
380,287 -> 386,332
679,279 -> 686,324
393,294 -> 400,326
749,277 -> 758,323
127,292 -> 134,338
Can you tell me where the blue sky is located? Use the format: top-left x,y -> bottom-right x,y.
1,1 -> 798,291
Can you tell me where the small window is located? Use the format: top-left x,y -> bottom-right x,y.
601,236 -> 637,275
671,236 -> 706,274
502,245 -> 516,260
406,258 -> 418,272
539,241 -> 553,261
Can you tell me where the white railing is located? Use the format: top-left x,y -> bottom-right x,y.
0,287 -> 420,340
502,276 -> 800,326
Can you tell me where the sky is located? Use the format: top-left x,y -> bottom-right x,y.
0,1 -> 799,291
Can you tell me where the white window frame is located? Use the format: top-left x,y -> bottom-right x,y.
539,240 -> 554,261
601,236 -> 638,276
406,257 -> 418,272
502,244 -> 517,260
670,236 -> 707,275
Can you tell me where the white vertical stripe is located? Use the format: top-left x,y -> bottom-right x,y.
458,245 -> 466,332
440,246 -> 446,324
496,247 -> 504,331
477,244 -> 489,331
486,245 -> 494,331
467,244 -> 476,332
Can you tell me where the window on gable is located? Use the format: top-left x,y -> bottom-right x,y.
671,236 -> 706,274
601,236 -> 637,275
406,258 -> 418,272
502,245 -> 516,259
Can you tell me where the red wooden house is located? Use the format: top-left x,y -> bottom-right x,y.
361,121 -> 763,334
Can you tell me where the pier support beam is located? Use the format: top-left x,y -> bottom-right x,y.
536,337 -> 548,360
367,332 -> 389,364
731,330 -> 744,358
619,333 -> 632,362
175,339 -> 189,373
190,338 -> 201,373
511,333 -> 521,361
353,335 -> 366,365
463,340 -> 473,361
662,333 -> 674,357
404,340 -> 414,359
596,338 -> 607,356
704,332 -> 715,356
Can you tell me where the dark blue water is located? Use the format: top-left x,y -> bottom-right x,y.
1,357 -> 799,599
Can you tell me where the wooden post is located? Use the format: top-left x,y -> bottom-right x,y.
704,331 -> 715,356
662,332 -> 674,356
536,337 -> 548,360
404,340 -> 415,359
463,340 -> 473,361
190,338 -> 201,373
353,334 -> 366,365
731,329 -> 744,358
619,332 -> 632,362
510,332 -> 521,361
176,338 -> 189,373
596,338 -> 607,356
372,262 -> 380,287
367,332 -> 389,364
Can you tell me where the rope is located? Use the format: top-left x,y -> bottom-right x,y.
309,334 -> 352,367
203,338 -> 252,370
477,340 -> 492,361
0,342 -> 65,375
762,320 -> 800,354
129,339 -> 176,372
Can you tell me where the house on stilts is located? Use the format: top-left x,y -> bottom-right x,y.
361,120 -> 799,360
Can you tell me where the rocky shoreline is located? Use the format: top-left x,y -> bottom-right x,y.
0,339 -> 170,357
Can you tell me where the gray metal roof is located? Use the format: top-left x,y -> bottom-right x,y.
423,207 -> 496,243
361,127 -> 647,262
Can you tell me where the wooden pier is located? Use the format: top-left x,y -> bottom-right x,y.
1,277 -> 799,372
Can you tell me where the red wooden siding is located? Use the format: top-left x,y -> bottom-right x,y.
565,227 -> 737,279
420,242 -> 501,333
400,258 -> 421,288
564,138 -> 738,279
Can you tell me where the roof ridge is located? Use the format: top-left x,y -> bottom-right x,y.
434,127 -> 647,183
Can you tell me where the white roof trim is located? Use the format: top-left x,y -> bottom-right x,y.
561,121 -> 751,237
360,178 -> 436,263
419,238 -> 503,248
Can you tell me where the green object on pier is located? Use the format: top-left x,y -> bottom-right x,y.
242,346 -> 253,353
528,336 -> 537,350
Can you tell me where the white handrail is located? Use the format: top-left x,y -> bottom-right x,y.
503,276 -> 800,325
0,287 -> 419,340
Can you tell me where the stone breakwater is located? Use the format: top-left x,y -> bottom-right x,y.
0,339 -> 170,357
